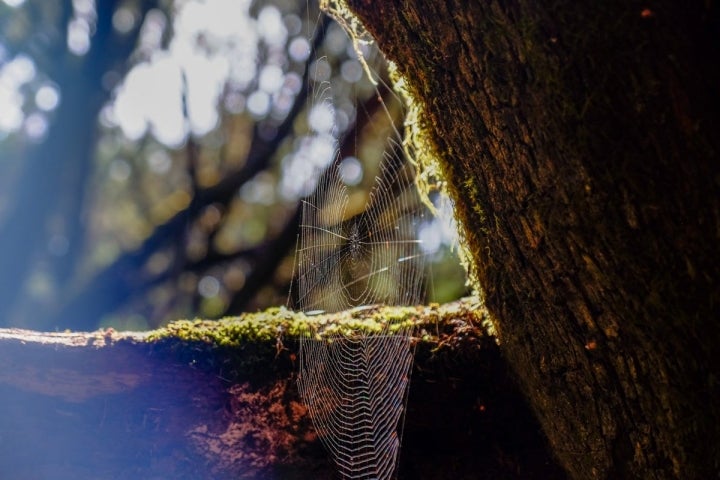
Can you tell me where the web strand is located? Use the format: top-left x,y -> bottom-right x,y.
296,10 -> 425,480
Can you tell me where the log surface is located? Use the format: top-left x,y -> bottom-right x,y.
0,300 -> 565,479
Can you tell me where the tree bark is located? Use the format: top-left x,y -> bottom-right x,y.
0,299 -> 564,479
342,1 -> 720,478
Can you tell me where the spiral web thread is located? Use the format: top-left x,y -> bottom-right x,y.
295,27 -> 426,475
297,153 -> 425,479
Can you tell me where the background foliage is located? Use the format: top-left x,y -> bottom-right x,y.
0,0 -> 466,331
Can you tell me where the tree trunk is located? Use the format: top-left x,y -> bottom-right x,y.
342,1 -> 720,478
0,0 -> 158,326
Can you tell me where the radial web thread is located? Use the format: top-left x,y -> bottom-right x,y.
296,144 -> 426,480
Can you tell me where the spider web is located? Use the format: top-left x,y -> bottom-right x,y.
296,155 -> 425,314
295,14 -> 426,480
297,155 -> 425,480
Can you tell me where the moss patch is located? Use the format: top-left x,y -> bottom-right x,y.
142,297 -> 490,385
148,297 -> 489,346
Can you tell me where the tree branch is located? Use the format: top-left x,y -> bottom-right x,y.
46,16 -> 332,329
0,0 -> 159,325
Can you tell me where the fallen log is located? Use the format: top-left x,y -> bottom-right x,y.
0,298 -> 564,479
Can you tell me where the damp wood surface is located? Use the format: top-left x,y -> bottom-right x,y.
0,297 -> 565,479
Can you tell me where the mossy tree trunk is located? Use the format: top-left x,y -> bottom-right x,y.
343,1 -> 720,478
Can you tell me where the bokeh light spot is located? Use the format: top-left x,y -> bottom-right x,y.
309,58 -> 331,83
418,222 -> 442,255
109,158 -> 131,182
24,113 -> 48,141
309,102 -> 335,134
339,156 -> 363,186
257,6 -> 287,47
247,90 -> 270,118
35,85 -> 60,111
259,64 -> 284,93
341,60 -> 363,83
112,7 -> 136,34
67,18 -> 91,56
288,37 -> 310,63
198,275 -> 221,298
147,150 -> 172,174
4,54 -> 36,85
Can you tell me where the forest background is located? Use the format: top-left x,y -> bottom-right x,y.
0,0 -> 467,332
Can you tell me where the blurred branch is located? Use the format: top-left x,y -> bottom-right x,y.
213,77 -> 394,313
0,0 -> 158,325
122,206 -> 299,312
46,15 -> 332,329
52,1 -> 161,286
225,206 -> 301,314
99,83 -> 387,316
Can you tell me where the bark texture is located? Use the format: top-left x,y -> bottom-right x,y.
343,1 -> 720,478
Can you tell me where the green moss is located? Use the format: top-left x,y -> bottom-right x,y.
149,306 -> 301,346
147,297 -> 489,346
